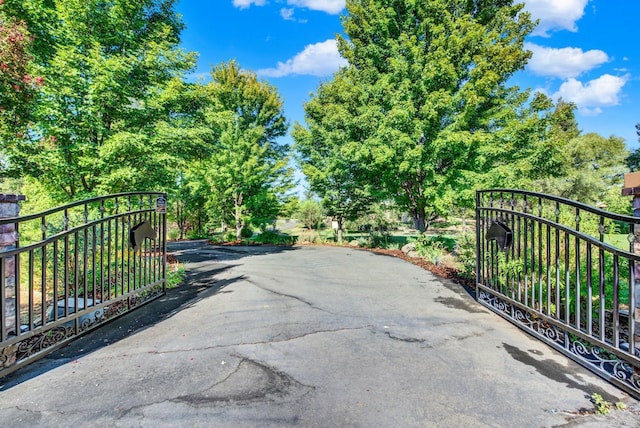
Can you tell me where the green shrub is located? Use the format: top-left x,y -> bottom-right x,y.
186,230 -> 210,240
384,242 -> 401,250
297,230 -> 322,243
297,199 -> 323,229
254,230 -> 296,245
241,226 -> 254,238
166,263 -> 186,289
168,228 -> 180,241
455,233 -> 477,279
413,234 -> 450,264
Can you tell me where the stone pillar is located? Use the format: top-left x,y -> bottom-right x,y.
0,194 -> 25,338
622,174 -> 640,350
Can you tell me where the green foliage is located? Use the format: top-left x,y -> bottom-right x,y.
166,263 -> 186,289
293,71 -> 377,242
455,233 -> 477,279
297,199 -> 324,230
223,230 -> 237,242
412,234 -> 455,265
485,230 -> 631,323
191,61 -> 292,241
1,0 -> 197,201
475,94 -> 574,192
279,196 -> 301,219
216,225 -> 252,242
590,393 -> 619,415
253,230 -> 296,245
536,133 -> 629,205
625,123 -> 640,171
0,7 -> 41,144
493,251 -> 525,291
240,226 -> 254,239
297,230 -> 324,244
365,232 -> 393,249
296,0 -> 539,232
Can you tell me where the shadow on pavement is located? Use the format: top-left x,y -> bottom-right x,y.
0,241 -> 296,390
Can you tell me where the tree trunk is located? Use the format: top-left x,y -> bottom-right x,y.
176,203 -> 184,240
235,204 -> 243,241
336,217 -> 344,244
234,192 -> 244,241
412,205 -> 426,232
235,221 -> 242,241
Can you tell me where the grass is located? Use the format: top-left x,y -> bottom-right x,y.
166,261 -> 186,289
604,233 -> 631,251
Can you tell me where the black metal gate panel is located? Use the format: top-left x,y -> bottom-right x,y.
476,189 -> 640,399
0,192 -> 167,376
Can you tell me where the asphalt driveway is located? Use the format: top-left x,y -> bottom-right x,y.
0,240 -> 638,427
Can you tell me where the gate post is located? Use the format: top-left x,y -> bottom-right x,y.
622,174 -> 640,350
0,194 -> 25,338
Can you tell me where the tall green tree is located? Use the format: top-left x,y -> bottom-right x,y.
293,71 -> 376,243
196,61 -> 291,240
1,0 -> 196,201
626,124 -> 640,172
539,132 -> 628,205
323,0 -> 537,231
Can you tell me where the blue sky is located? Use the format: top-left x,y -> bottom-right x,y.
175,0 -> 640,159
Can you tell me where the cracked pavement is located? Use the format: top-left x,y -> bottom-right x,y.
0,240 -> 638,427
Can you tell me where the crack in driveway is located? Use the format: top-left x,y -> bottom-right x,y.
171,355 -> 314,406
118,326 -> 375,359
245,279 -> 341,316
383,331 -> 429,345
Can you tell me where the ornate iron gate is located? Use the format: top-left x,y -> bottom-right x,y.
476,189 -> 640,399
0,192 -> 167,376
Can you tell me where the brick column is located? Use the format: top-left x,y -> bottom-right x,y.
0,194 -> 25,338
622,174 -> 640,351
633,196 -> 640,348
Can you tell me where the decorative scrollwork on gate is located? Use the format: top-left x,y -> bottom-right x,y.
0,192 -> 167,378
477,189 -> 640,399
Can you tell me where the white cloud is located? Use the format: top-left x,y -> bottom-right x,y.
281,8 -> 295,20
552,74 -> 628,114
286,0 -> 345,15
524,0 -> 588,36
525,43 -> 608,78
232,0 -> 266,9
257,39 -> 347,77
233,0 -> 342,16
280,7 -> 307,22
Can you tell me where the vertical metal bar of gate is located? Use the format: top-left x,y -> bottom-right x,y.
0,192 -> 168,378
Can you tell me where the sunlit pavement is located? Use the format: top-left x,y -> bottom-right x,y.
1,240 -> 638,427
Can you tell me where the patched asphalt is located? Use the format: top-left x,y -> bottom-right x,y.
1,239 -> 639,427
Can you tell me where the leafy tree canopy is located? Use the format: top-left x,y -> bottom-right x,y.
191,61 -> 292,240
293,70 -> 377,243
298,0 -> 538,231
1,0 -> 196,201
0,6 -> 41,144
